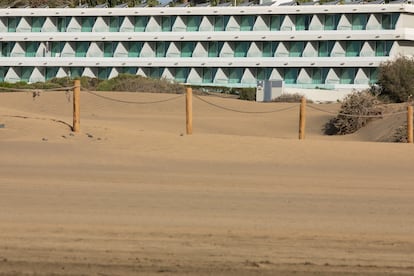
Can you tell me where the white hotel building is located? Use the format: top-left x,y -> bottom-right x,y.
0,1 -> 413,92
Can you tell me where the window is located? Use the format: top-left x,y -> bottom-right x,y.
318,41 -> 334,57
32,17 -> 45,32
375,41 -> 392,56
134,16 -> 148,32
186,16 -> 200,31
296,15 -> 310,31
181,42 -> 195,57
381,13 -> 399,30
270,15 -> 283,31
234,42 -> 248,57
262,42 -> 277,57
289,41 -> 304,57
340,68 -> 355,84
284,68 -> 298,84
346,41 -> 361,57
240,16 -> 254,31
214,16 -> 229,31
128,42 -> 143,57
351,14 -> 367,30
81,17 -> 95,32
323,14 -> 339,30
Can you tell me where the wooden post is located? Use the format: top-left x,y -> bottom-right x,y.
299,96 -> 306,140
186,87 -> 193,135
408,105 -> 413,143
73,79 -> 80,133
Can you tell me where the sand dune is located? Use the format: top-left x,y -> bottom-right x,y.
0,91 -> 413,275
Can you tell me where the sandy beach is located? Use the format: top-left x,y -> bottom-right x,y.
0,91 -> 413,275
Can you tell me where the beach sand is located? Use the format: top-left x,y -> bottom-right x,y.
0,91 -> 413,275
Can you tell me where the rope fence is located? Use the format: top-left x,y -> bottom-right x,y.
0,81 -> 413,143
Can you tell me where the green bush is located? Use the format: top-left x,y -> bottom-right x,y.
272,93 -> 313,103
238,88 -> 256,101
377,56 -> 414,103
324,90 -> 382,135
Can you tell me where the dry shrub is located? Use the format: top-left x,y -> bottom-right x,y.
324,90 -> 382,135
272,93 -> 313,103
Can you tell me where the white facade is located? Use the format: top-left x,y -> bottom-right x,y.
0,2 -> 413,92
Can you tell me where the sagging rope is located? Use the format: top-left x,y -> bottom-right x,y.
194,94 -> 299,114
307,104 -> 408,118
0,86 -> 75,93
85,90 -> 184,105
0,114 -> 72,130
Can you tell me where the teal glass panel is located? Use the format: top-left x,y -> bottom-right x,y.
202,67 -> 216,83
346,41 -> 361,57
340,68 -> 355,84
32,17 -> 45,32
296,15 -> 310,31
104,42 -> 115,57
186,16 -> 200,31
25,42 -> 39,57
318,41 -> 334,57
181,42 -> 194,57
121,67 -> 137,75
0,67 -> 5,82
208,41 -> 223,57
8,17 -> 20,32
75,42 -> 89,57
312,68 -> 328,84
150,67 -> 163,79
70,67 -> 83,78
110,17 -> 124,32
21,67 -> 33,82
51,42 -> 63,57
289,41 -> 304,57
375,41 -> 393,56
240,16 -> 254,31
234,41 -> 248,57
369,68 -> 378,84
134,16 -> 148,32
156,42 -> 166,57
57,17 -> 68,32
263,42 -> 277,57
352,14 -> 367,30
214,16 -> 229,31
45,67 -> 58,80
162,16 -> 175,32
229,68 -> 242,84
270,15 -> 283,31
175,67 -> 189,83
81,17 -> 94,32
1,42 -> 15,57
382,13 -> 399,30
257,68 -> 270,81
128,42 -> 143,57
324,14 -> 338,30
284,68 -> 298,84
98,67 -> 110,79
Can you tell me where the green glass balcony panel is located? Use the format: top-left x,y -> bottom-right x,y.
284,68 -> 298,84
296,14 -> 310,31
21,67 -> 34,82
202,67 -> 216,83
186,16 -> 200,31
181,42 -> 195,57
81,17 -> 95,32
156,41 -> 166,57
311,68 -> 328,84
175,67 -> 189,83
121,67 -> 137,75
134,16 -> 148,32
345,41 -> 361,57
70,67 -> 83,78
289,41 -> 304,57
104,42 -> 116,57
75,42 -> 89,57
45,67 -> 58,80
257,68 -> 271,81
369,68 -> 378,84
382,13 -> 399,30
32,17 -> 45,32
351,14 -> 367,30
110,17 -> 124,32
324,14 -> 339,30
229,68 -> 242,84
1,42 -> 15,57
208,41 -> 223,57
270,15 -> 283,31
161,16 -> 176,32
318,41 -> 334,57
214,16 -> 229,31
25,42 -> 40,57
8,17 -> 20,32
98,67 -> 111,79
234,41 -> 248,57
51,41 -> 63,57
57,17 -> 68,32
263,42 -> 277,57
0,67 -> 5,82
150,67 -> 163,79
240,16 -> 254,31
128,42 -> 143,57
340,68 -> 355,84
